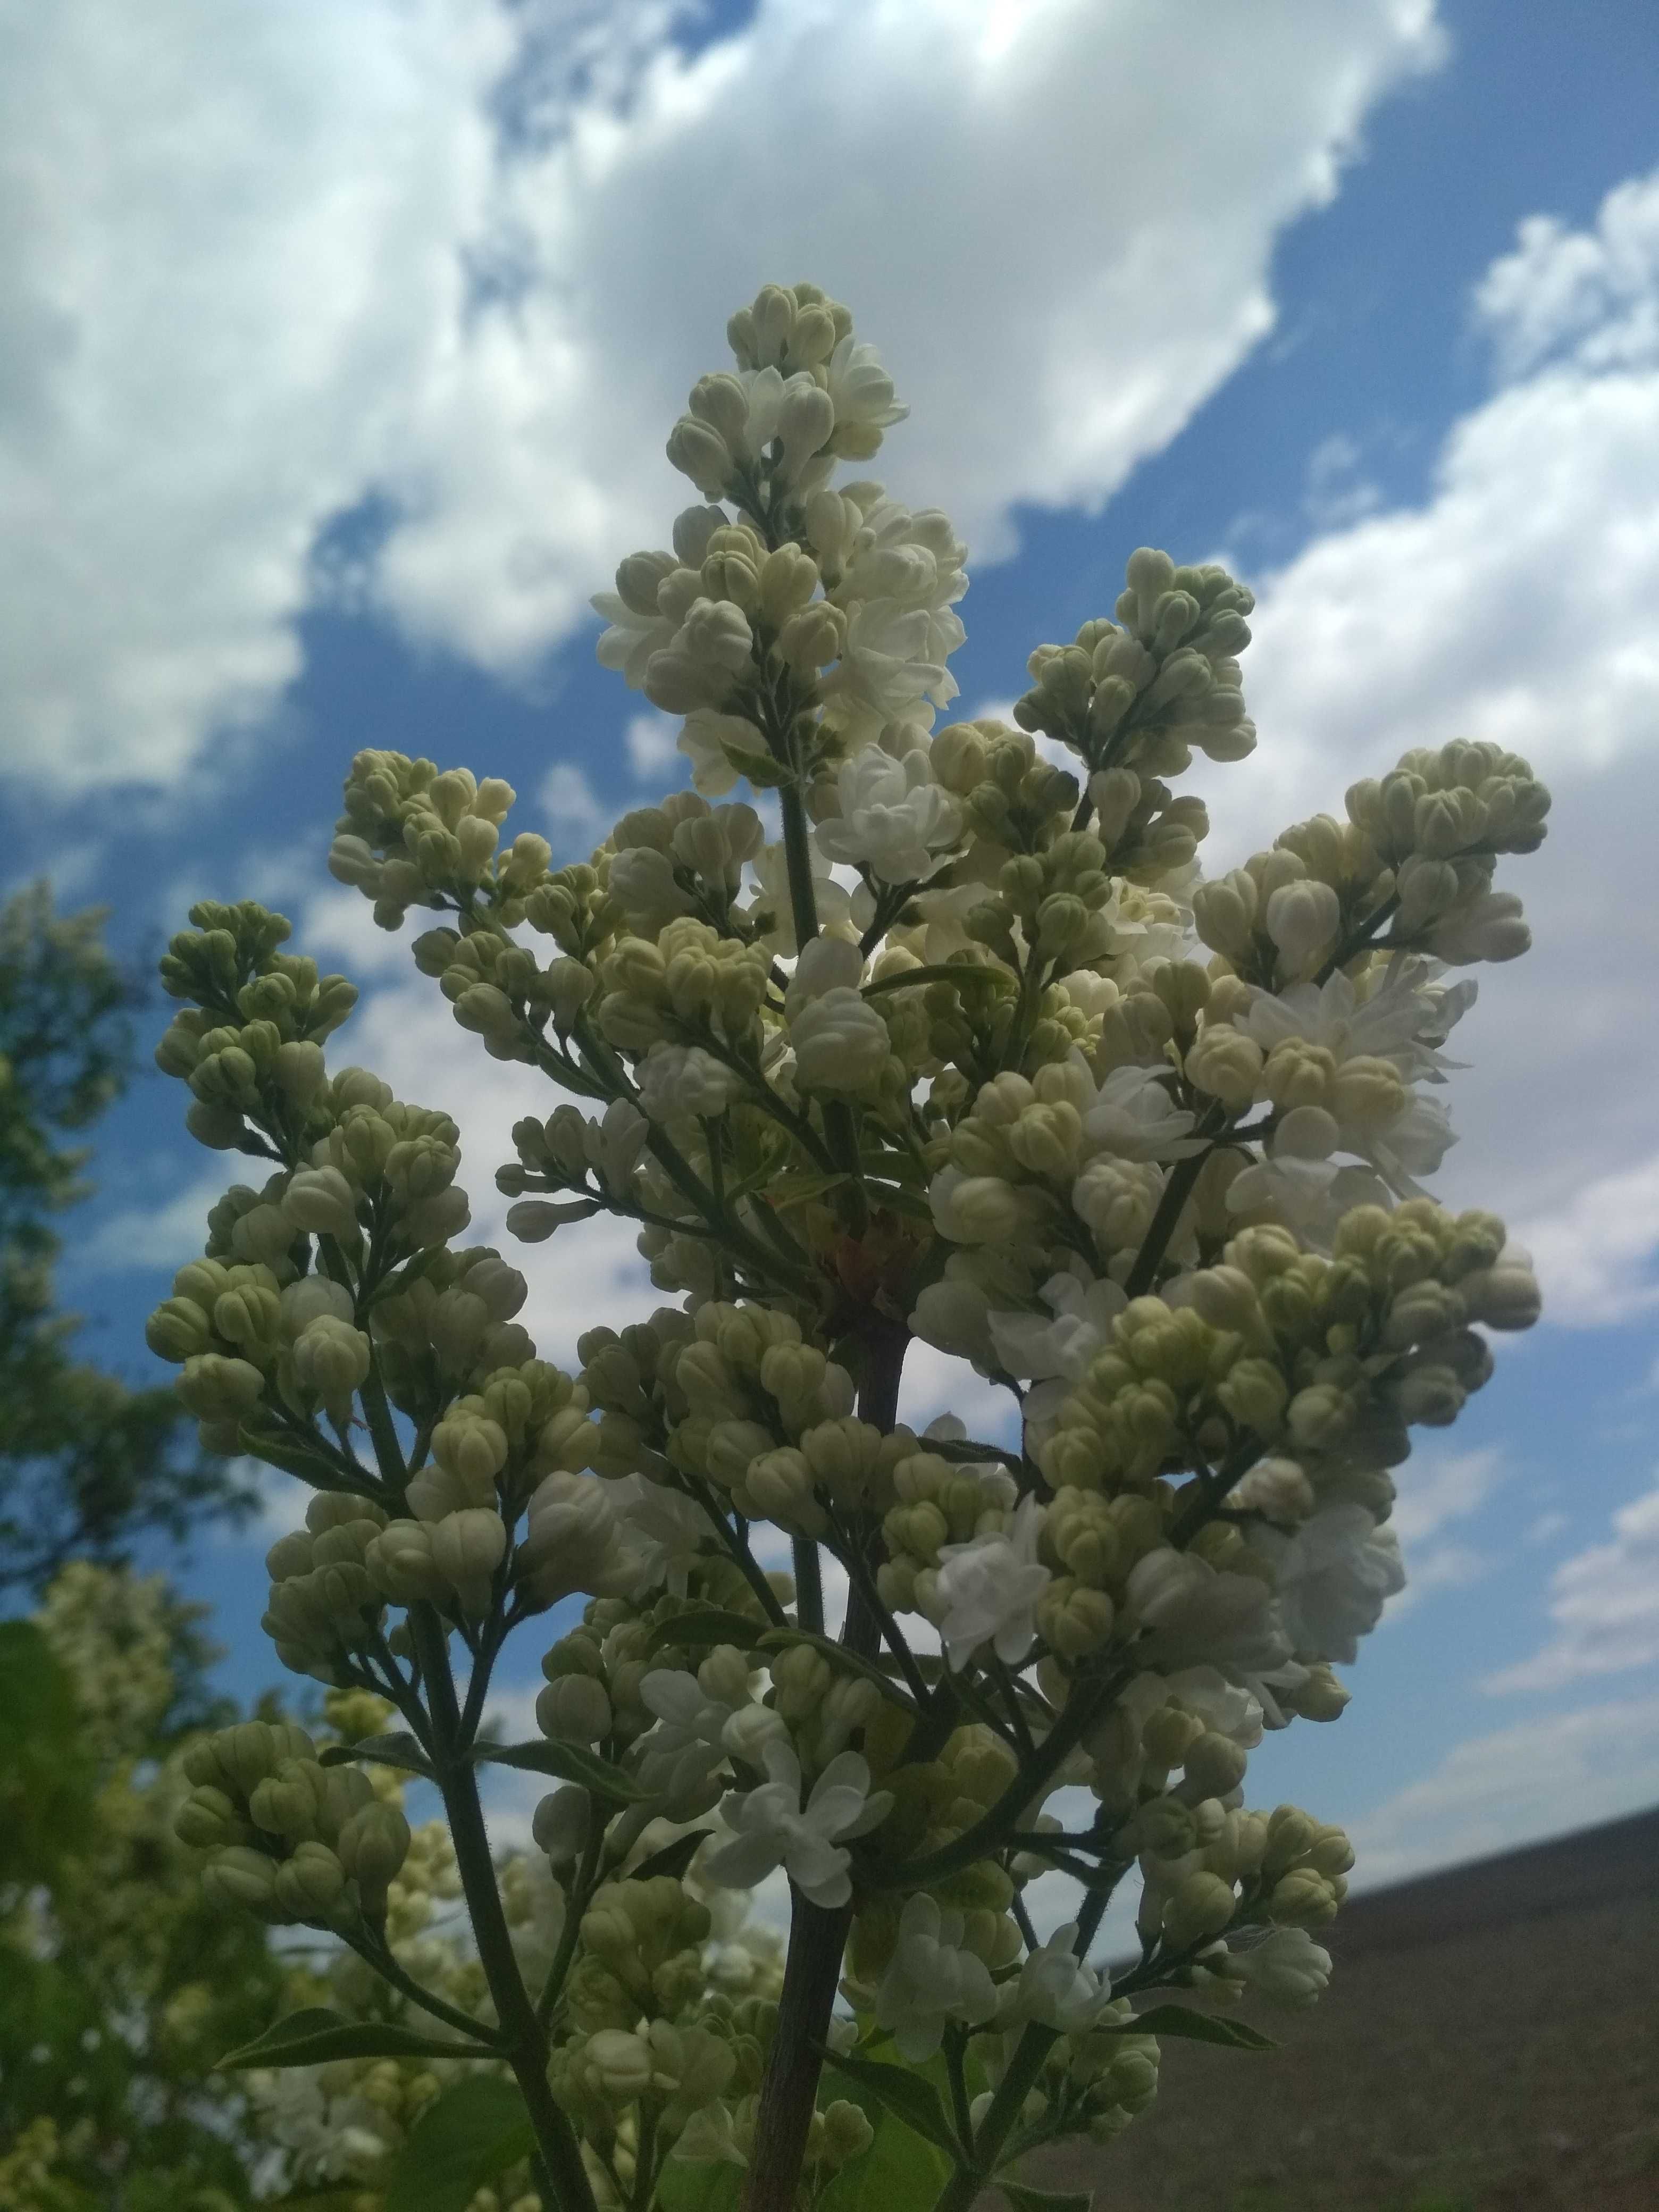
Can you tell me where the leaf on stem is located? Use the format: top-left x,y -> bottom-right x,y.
645,1609 -> 772,1656
817,2047 -> 966,2160
999,2185 -> 1093,2212
219,2007 -> 493,2069
630,1828 -> 714,1882
1122,2005 -> 1276,2051
382,2076 -> 534,2212
319,1732 -> 433,1780
236,1420 -> 361,1489
470,1739 -> 653,1802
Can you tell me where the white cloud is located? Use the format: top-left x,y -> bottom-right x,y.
539,761 -> 610,861
81,1167 -> 230,1275
2,0 -> 1442,791
1390,1443 -> 1506,1548
1350,1691 -> 1659,1886
625,710 -> 682,784
1228,167 -> 1659,1323
1484,1476 -> 1659,1694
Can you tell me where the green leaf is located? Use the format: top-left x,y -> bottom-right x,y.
646,1609 -> 770,1656
319,1731 -> 433,1780
383,2076 -> 533,2212
471,1739 -> 653,1803
631,1828 -> 713,1882
1000,2185 -> 1093,2212
1126,2004 -> 1276,2051
817,2057 -> 957,2212
769,1169 -> 852,1213
817,2048 -> 965,2160
759,1626 -> 920,1714
656,2158 -> 745,2212
219,2007 -> 495,2069
237,1419 -> 361,1490
0,1621 -> 97,1887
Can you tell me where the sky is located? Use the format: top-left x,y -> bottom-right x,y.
7,0 -> 1659,1898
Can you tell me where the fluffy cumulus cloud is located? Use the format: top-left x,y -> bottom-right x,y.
1,0 -> 1441,790
1229,166 -> 1659,1322
1484,1476 -> 1659,1694
1350,1691 -> 1659,1886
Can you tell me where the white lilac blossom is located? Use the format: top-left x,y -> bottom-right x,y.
874,1894 -> 1000,2061
999,1923 -> 1116,2033
814,745 -> 963,884
636,1043 -> 744,1124
702,1742 -> 891,1909
155,278 -> 1552,2210
1230,1926 -> 1334,2008
638,1670 -> 748,1801
823,335 -> 909,441
1082,1065 -> 1203,1161
1252,1503 -> 1407,1663
790,988 -> 890,1094
935,1494 -> 1051,1668
987,1269 -> 1127,1435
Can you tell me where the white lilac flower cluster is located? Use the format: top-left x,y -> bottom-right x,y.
152,283 -> 1550,2212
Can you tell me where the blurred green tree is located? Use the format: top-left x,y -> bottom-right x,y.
0,881 -> 254,1591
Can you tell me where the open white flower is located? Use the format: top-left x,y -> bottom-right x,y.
1250,1503 -> 1406,1663
1082,1065 -> 1202,1161
999,1922 -> 1115,2033
815,745 -> 963,884
637,1669 -> 745,1802
874,1893 -> 999,2060
1230,1925 -> 1333,2008
702,1741 -> 891,1909
824,335 -> 909,438
935,1494 -> 1051,1669
988,1268 -> 1127,1438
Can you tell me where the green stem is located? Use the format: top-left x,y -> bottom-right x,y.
928,1881 -> 1120,2212
740,1323 -> 908,2212
1122,1106 -> 1229,1300
343,1926 -> 503,2048
777,784 -> 822,953
794,1535 -> 825,1634
408,1604 -> 598,2212
538,1817 -> 607,2029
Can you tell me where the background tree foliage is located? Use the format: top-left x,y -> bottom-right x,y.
0,880 -> 254,1591
0,1569 -> 292,2209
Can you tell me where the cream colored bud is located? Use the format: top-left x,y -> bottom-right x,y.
1162,1871 -> 1237,1948
430,1507 -> 508,1614
273,1840 -> 351,1924
283,1166 -> 361,1243
1184,1023 -> 1264,1109
1264,879 -> 1339,974
778,600 -> 847,672
365,1520 -> 448,1603
291,1316 -> 372,1412
202,1846 -> 283,1920
667,415 -> 733,498
536,1674 -> 613,1744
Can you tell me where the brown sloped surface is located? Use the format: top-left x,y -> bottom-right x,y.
1028,1807 -> 1659,2212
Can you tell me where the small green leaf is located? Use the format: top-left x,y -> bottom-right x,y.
656,2158 -> 746,2212
631,1828 -> 713,1882
759,1627 -> 919,1714
818,2048 -> 965,2160
237,1420 -> 362,1491
1126,2004 -> 1276,2051
1000,2184 -> 1093,2212
383,2076 -> 533,2212
769,1169 -> 852,1213
220,2007 -> 494,2070
471,1739 -> 652,1803
319,1731 -> 433,1780
646,1609 -> 770,1656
